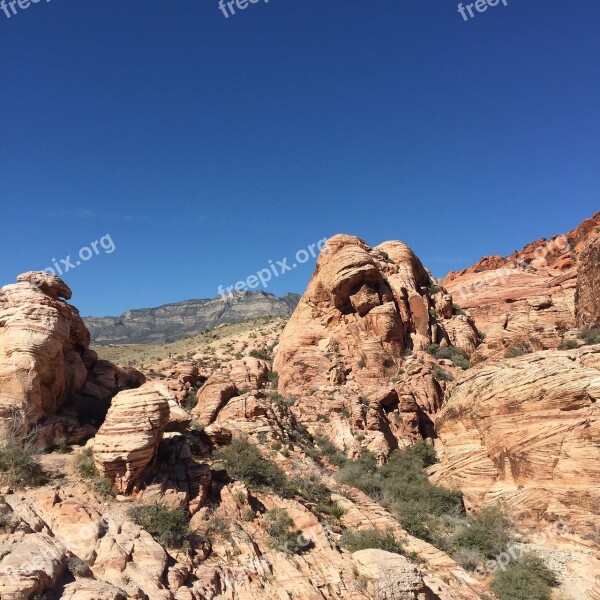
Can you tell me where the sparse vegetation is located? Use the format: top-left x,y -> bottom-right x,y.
75,448 -> 117,497
433,365 -> 454,382
336,441 -> 465,547
214,437 -> 293,498
264,508 -> 302,551
250,348 -> 272,361
315,435 -> 347,467
67,555 -> 93,578
490,554 -> 558,600
128,503 -> 191,549
427,344 -> 471,369
453,303 -> 466,316
183,390 -> 198,410
0,410 -> 47,489
504,346 -> 527,359
558,339 -> 579,350
341,527 -> 405,554
578,328 -> 600,345
453,506 -> 512,559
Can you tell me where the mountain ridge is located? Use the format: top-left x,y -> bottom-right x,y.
84,290 -> 300,345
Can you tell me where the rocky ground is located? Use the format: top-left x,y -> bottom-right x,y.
0,212 -> 599,599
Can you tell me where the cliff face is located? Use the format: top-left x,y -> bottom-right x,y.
84,291 -> 300,345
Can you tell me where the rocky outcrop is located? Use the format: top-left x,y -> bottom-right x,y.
84,291 -> 300,345
444,212 -> 600,363
576,235 -> 600,328
92,384 -> 170,493
0,273 -> 89,434
272,235 -> 478,456
430,346 -> 600,537
0,272 -> 145,436
191,374 -> 238,425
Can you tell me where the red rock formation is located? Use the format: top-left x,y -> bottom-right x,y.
576,235 -> 600,328
271,235 -> 478,456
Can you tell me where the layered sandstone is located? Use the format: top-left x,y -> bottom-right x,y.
93,384 -> 170,493
272,235 -> 478,456
443,212 -> 600,362
430,346 -> 600,537
576,235 -> 600,328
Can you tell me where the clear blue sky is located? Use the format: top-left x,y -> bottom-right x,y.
1,0 -> 598,316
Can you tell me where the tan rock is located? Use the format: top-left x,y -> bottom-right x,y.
431,346 -> 600,537
191,374 -> 238,425
93,384 -> 170,493
576,234 -> 600,328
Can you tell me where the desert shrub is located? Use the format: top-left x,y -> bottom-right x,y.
213,438 -> 293,498
453,506 -> 512,559
0,411 -> 47,491
328,502 -> 346,520
67,555 -> 92,578
453,304 -> 466,316
558,339 -> 579,350
578,328 -> 600,345
52,436 -> 70,454
427,344 -> 471,370
264,508 -> 302,552
490,554 -> 558,600
242,507 -> 256,521
358,357 -> 366,369
267,371 -> 279,390
250,348 -> 272,361
336,442 -> 464,545
315,435 -> 347,467
452,547 -> 483,571
433,365 -> 454,382
183,390 -> 198,411
296,477 -> 331,505
341,527 -> 404,554
75,448 -> 116,497
504,346 -> 526,358
128,504 -> 191,549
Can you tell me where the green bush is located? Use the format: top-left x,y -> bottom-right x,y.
558,339 -> 579,350
128,504 -> 191,549
578,328 -> 600,345
67,555 -> 92,578
504,346 -> 526,358
490,554 -> 559,600
268,371 -> 280,389
433,365 -> 454,382
214,438 -> 294,498
250,348 -> 272,361
315,435 -> 347,467
340,527 -> 404,554
427,344 -> 471,369
183,390 -> 198,411
75,448 -> 116,497
336,442 -> 464,544
264,508 -> 302,552
0,440 -> 47,488
453,304 -> 466,316
453,506 -> 512,559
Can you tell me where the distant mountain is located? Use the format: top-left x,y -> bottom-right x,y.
84,291 -> 300,345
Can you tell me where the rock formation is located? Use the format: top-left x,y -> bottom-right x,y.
430,346 -> 600,537
273,234 -> 479,457
576,234 -> 600,328
92,384 -> 171,493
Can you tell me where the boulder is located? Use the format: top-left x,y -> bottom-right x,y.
93,385 -> 170,493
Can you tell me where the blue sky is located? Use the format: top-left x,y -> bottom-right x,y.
0,0 -> 598,316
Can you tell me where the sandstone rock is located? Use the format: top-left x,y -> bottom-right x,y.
352,549 -> 435,599
0,275 -> 89,434
431,346 -> 600,537
60,580 -> 127,600
226,357 -> 270,390
191,374 -> 238,425
576,235 -> 600,328
0,532 -> 66,599
93,384 -> 170,493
